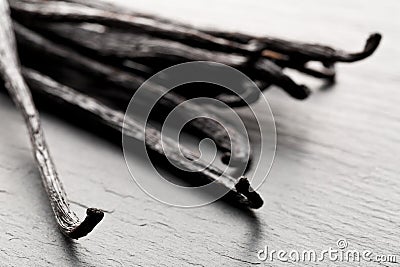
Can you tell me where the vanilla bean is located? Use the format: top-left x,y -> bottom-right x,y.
200,30 -> 380,80
208,30 -> 382,64
0,0 -> 103,239
14,21 -> 263,105
25,21 -> 309,99
14,23 -> 252,165
9,0 -> 262,55
23,68 -> 263,209
56,0 -> 381,69
21,22 -> 264,104
32,22 -> 246,68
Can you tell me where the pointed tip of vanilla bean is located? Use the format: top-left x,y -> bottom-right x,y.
364,33 -> 382,55
356,32 -> 382,61
67,208 -> 104,239
235,177 -> 264,209
339,32 -> 382,63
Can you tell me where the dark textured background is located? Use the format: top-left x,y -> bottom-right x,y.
0,0 -> 399,266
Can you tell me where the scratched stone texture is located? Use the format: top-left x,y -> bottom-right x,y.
0,0 -> 399,266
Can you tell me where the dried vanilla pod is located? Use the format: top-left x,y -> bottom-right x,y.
0,0 -> 103,239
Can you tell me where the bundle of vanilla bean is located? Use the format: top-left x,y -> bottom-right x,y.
0,0 -> 381,239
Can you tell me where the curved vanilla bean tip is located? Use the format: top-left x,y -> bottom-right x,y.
337,33 -> 382,63
235,177 -> 264,209
67,208 -> 104,239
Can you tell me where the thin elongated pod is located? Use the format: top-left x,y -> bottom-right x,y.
0,0 -> 103,239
